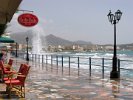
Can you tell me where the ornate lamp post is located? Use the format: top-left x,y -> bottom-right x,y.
15,42 -> 18,57
26,37 -> 29,61
107,10 -> 122,79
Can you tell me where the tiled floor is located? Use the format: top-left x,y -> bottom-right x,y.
0,58 -> 133,100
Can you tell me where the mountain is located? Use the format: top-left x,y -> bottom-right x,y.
74,40 -> 92,45
10,31 -> 33,44
44,34 -> 92,46
44,34 -> 73,46
10,32 -> 92,46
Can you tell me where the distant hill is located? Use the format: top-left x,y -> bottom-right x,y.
10,32 -> 92,46
10,31 -> 32,44
73,40 -> 92,45
44,34 -> 73,46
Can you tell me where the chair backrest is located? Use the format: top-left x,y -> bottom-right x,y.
17,64 -> 30,84
5,59 -> 14,71
18,64 -> 24,73
16,64 -> 24,79
8,59 -> 13,66
0,60 -> 5,73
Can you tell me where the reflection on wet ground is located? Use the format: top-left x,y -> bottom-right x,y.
0,58 -> 133,99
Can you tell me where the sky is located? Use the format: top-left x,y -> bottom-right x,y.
7,0 -> 133,44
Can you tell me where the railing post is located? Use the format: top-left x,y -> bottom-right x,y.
29,54 -> 31,60
89,57 -> 91,77
78,57 -> 80,76
51,55 -> 53,66
42,55 -> 44,64
38,55 -> 40,62
40,55 -> 41,63
23,53 -> 25,59
33,54 -> 34,61
32,54 -> 33,61
32,54 -> 35,61
56,55 -> 58,66
39,55 -> 40,63
51,55 -> 53,71
34,54 -> 35,61
46,55 -> 48,65
102,58 -> 104,79
62,56 -> 64,74
56,55 -> 58,71
118,59 -> 120,78
35,54 -> 37,62
69,56 -> 70,75
36,54 -> 38,62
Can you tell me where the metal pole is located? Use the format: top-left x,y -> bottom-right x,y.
51,55 -> 53,66
113,21 -> 117,71
107,10 -> 122,79
15,43 -> 18,57
26,37 -> 29,61
46,55 -> 47,64
51,55 -> 53,71
78,57 -> 79,76
110,20 -> 119,78
102,58 -> 104,79
62,56 -> 63,74
32,54 -> 33,61
118,59 -> 120,78
42,55 -> 44,64
35,54 -> 36,61
56,55 -> 58,66
89,57 -> 91,77
69,56 -> 70,75
56,55 -> 58,72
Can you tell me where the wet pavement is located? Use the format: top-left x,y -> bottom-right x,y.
0,57 -> 133,100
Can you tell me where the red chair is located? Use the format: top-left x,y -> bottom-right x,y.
3,64 -> 24,81
5,64 -> 30,98
4,59 -> 14,71
0,60 -> 15,82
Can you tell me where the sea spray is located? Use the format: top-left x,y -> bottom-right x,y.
31,25 -> 47,54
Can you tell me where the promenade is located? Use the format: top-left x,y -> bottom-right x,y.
0,57 -> 133,100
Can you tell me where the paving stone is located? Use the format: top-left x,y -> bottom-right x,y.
1,58 -> 133,100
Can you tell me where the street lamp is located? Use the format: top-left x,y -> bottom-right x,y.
16,42 -> 18,57
26,37 -> 29,61
107,10 -> 122,79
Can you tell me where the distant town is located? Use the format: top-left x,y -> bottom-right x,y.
9,33 -> 133,52
46,43 -> 133,52
8,42 -> 133,53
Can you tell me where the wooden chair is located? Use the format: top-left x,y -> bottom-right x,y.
0,60 -> 15,82
3,64 -> 24,81
5,64 -> 30,98
4,59 -> 14,71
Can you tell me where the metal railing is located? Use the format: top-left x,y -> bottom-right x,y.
18,53 -> 133,80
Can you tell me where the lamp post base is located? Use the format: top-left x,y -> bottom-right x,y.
26,58 -> 29,61
110,71 -> 120,79
26,56 -> 29,61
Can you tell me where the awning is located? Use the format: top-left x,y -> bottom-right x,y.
0,36 -> 15,43
0,0 -> 22,36
0,0 -> 22,24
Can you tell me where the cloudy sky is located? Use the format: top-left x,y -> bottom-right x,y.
8,0 -> 133,44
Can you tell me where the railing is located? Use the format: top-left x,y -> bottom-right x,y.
18,53 -> 133,80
